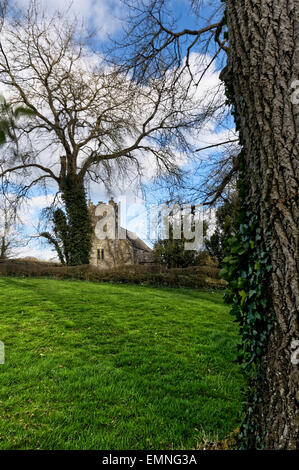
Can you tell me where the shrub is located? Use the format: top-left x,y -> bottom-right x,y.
0,259 -> 227,289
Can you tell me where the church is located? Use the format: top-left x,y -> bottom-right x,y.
88,198 -> 153,269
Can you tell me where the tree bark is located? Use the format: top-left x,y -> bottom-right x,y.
225,0 -> 298,449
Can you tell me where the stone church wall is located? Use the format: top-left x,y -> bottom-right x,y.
88,198 -> 153,269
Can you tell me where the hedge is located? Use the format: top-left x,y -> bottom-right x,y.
0,259 -> 227,289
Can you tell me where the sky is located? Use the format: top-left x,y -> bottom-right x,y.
1,0 -> 236,260
13,0 -> 125,39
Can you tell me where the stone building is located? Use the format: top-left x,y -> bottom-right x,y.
89,198 -> 153,268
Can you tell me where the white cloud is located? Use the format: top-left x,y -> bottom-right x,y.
13,0 -> 124,39
16,245 -> 58,261
21,194 -> 56,226
10,194 -> 57,261
92,0 -> 124,39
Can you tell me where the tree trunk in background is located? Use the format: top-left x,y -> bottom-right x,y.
59,176 -> 92,266
224,0 -> 298,449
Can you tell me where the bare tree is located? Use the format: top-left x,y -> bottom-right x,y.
147,141 -> 240,207
115,0 -> 239,206
190,144 -> 240,205
0,191 -> 25,259
0,86 -> 34,260
0,0 -> 223,264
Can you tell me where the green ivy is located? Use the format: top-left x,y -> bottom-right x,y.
60,177 -> 93,266
219,3 -> 274,448
220,156 -> 273,449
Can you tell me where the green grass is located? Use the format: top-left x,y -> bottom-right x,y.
0,277 -> 245,450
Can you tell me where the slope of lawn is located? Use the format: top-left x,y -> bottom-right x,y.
0,277 -> 245,450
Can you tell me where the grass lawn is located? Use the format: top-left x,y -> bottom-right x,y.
0,277 -> 245,450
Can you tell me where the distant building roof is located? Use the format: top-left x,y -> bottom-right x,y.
118,227 -> 152,252
125,229 -> 152,253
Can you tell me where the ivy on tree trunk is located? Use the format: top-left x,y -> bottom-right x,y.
222,0 -> 298,449
59,176 -> 93,266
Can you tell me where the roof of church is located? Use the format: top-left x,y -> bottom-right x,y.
125,229 -> 152,253
119,227 -> 152,252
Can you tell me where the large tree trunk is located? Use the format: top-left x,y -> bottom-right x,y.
224,0 -> 298,449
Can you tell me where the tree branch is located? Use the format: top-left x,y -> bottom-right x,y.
195,139 -> 239,152
0,164 -> 59,182
202,155 -> 240,206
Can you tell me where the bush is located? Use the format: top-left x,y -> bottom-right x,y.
0,259 -> 227,289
